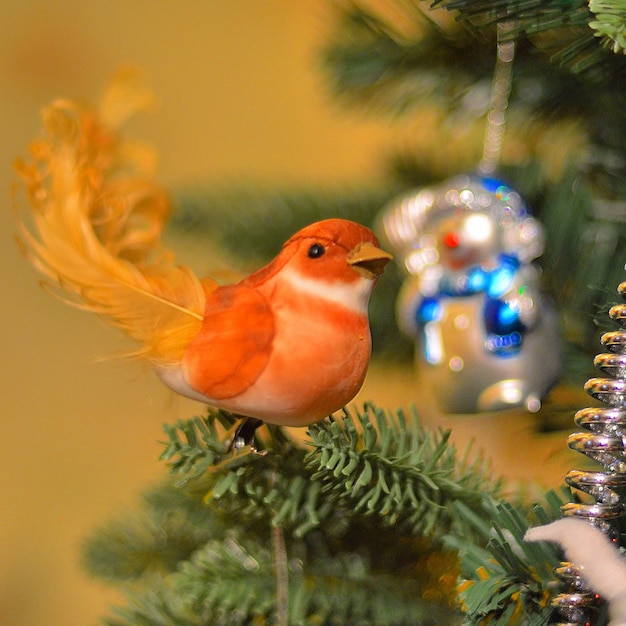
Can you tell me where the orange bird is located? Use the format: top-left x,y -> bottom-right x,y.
14,73 -> 391,431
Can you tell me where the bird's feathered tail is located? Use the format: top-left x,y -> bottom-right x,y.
14,70 -> 213,365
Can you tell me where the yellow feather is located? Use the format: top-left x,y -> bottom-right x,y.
14,70 -> 212,365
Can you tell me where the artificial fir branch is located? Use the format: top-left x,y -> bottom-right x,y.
447,489 -> 576,625
84,406 -> 601,625
87,405 -> 513,623
160,413 -> 236,484
82,484 -> 214,582
320,5 -> 493,115
104,535 -> 455,626
159,405 -> 503,542
305,403 -> 503,540
433,0 -> 626,79
85,404 -> 597,624
160,410 -> 331,536
589,0 -> 626,54
322,2 -> 626,116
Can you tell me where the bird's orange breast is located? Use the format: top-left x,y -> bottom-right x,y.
181,277 -> 371,426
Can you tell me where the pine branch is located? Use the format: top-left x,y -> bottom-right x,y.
589,0 -> 626,55
104,533 -> 458,625
158,405 -> 504,543
159,413 -> 235,484
320,5 -> 493,115
85,405 -> 582,624
321,2 -> 626,114
82,484 -> 215,582
446,489 -> 574,625
306,403 -> 503,541
92,404 -> 470,624
159,409 -> 338,537
534,165 -> 626,379
435,0 -> 592,31
434,0 -> 626,80
103,533 -> 274,626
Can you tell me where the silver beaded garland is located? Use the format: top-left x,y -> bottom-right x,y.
552,280 -> 626,624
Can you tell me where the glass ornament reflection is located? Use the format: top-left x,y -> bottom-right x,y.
378,174 -> 561,414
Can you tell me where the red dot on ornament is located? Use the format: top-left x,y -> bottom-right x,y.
443,232 -> 460,248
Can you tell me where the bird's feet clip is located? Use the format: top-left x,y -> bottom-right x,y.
229,417 -> 267,455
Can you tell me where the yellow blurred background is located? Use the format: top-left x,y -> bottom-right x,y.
1,2 -> 575,624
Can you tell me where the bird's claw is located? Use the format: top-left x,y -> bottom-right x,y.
228,417 -> 265,453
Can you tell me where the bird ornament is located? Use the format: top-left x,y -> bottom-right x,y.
13,72 -> 391,438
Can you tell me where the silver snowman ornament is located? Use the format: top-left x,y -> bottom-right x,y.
378,174 -> 561,414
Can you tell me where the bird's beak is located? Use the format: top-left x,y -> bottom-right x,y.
347,242 -> 393,278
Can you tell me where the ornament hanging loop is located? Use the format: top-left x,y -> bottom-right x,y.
478,21 -> 517,176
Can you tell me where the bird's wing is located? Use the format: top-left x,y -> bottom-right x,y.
182,284 -> 275,400
14,70 -> 212,365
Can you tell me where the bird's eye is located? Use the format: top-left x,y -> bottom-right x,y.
308,243 -> 326,259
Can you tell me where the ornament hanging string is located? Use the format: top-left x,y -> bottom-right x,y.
478,21 -> 517,176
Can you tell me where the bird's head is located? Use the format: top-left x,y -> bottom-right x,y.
281,218 -> 392,283
242,218 -> 392,314
242,219 -> 392,311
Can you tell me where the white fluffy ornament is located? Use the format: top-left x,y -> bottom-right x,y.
525,518 -> 626,626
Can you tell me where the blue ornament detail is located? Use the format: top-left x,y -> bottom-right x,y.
484,297 -> 525,355
416,297 -> 443,324
439,254 -> 519,298
484,331 -> 523,355
484,297 -> 524,335
485,255 -> 520,298
479,176 -> 506,193
416,255 -> 528,358
466,266 -> 489,293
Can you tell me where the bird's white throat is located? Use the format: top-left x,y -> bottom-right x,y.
281,267 -> 372,313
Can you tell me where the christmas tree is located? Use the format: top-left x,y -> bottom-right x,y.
15,2 -> 626,624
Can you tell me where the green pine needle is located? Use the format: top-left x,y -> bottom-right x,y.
158,405 -> 503,542
446,490 -> 575,625
104,535 -> 456,625
83,405 -> 591,624
322,1 -> 626,113
160,414 -> 234,485
159,409 -> 335,536
590,0 -> 626,54
82,483 -> 217,583
306,403 -> 503,540
434,0 -> 626,78
320,5 -> 492,115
